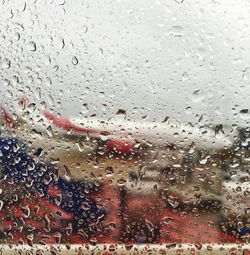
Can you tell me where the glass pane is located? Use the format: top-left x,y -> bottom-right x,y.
0,0 -> 249,253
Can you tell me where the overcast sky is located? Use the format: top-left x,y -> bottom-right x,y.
1,0 -> 250,128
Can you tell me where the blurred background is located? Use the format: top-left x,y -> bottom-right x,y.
0,0 -> 249,249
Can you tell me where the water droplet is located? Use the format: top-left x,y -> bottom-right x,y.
81,103 -> 88,114
77,140 -> 85,152
66,223 -> 73,235
43,55 -> 51,65
199,156 -> 209,165
63,165 -> 71,181
0,200 -> 3,211
6,89 -> 13,98
242,67 -> 250,80
82,25 -> 88,33
57,0 -> 65,5
185,106 -> 192,114
72,56 -> 78,65
53,232 -> 62,244
105,166 -> 114,177
169,25 -> 184,37
54,36 -> 65,49
27,41 -> 36,51
1,58 -> 11,69
47,125 -> 53,137
116,109 -> 126,115
45,77 -> 52,87
44,213 -> 51,232
48,95 -> 54,105
117,178 -> 126,186
192,90 -> 205,103
40,101 -> 47,110
197,47 -> 206,60
21,205 -> 31,218
35,87 -> 41,100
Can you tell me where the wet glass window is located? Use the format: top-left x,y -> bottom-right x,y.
0,0 -> 249,253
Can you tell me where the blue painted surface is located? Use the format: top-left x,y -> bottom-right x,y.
0,137 -> 106,235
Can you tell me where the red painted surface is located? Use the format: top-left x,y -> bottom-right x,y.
0,186 -> 240,245
105,139 -> 134,154
44,111 -> 135,154
43,111 -> 99,135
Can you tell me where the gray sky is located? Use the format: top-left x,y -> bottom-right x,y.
1,0 -> 250,127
